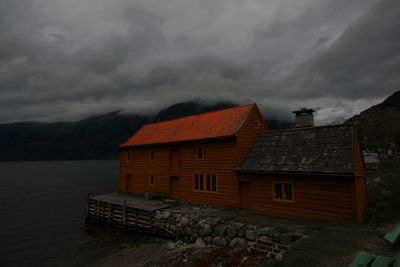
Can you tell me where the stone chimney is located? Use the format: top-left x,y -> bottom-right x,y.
292,108 -> 315,128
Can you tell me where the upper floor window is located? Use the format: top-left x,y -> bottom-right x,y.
149,174 -> 155,185
150,150 -> 156,161
196,145 -> 204,160
127,151 -> 133,161
194,173 -> 216,192
273,182 -> 294,202
254,120 -> 259,129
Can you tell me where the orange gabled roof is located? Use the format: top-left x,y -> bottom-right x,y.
120,104 -> 254,147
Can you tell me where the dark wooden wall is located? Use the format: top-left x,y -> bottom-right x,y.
352,128 -> 368,221
239,174 -> 357,222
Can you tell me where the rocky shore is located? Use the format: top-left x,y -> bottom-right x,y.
91,204 -> 304,267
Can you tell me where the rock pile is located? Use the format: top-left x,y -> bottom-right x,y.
152,209 -> 302,247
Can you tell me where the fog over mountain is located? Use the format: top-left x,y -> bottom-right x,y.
1,0 -> 399,124
0,101 -> 293,161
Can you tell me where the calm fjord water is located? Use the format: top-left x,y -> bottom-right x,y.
0,160 -> 135,267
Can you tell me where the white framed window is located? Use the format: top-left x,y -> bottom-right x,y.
127,151 -> 133,161
273,182 -> 294,202
194,173 -> 216,192
196,145 -> 204,160
149,174 -> 155,185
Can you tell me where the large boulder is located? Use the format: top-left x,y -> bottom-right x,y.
213,236 -> 227,246
271,230 -> 281,242
183,227 -> 193,236
215,224 -> 226,237
166,241 -> 176,250
232,222 -> 244,231
174,213 -> 182,218
203,223 -> 212,236
257,227 -> 270,237
229,237 -> 246,247
195,238 -> 206,248
180,216 -> 190,226
245,229 -> 255,241
237,228 -> 244,237
226,226 -> 237,238
258,235 -> 271,242
162,211 -> 171,220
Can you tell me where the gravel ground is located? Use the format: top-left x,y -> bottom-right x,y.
88,239 -> 219,267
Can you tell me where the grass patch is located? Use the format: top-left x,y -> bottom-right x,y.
263,223 -> 376,267
210,206 -> 299,232
365,164 -> 400,225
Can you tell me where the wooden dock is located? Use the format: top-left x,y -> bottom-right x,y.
87,192 -> 171,231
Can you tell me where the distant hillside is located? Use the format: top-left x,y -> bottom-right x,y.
346,90 -> 400,151
368,90 -> 400,110
0,112 -> 150,161
0,101 -> 294,161
153,101 -> 237,122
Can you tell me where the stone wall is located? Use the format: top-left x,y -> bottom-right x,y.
151,209 -> 302,248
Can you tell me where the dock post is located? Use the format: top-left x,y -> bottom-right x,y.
86,193 -> 90,218
107,202 -> 111,226
96,200 -> 100,221
123,199 -> 127,228
135,210 -> 138,230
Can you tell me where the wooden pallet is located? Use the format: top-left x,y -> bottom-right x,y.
248,239 -> 290,259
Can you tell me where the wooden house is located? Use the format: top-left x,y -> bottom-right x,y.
237,124 -> 367,222
119,104 -> 367,222
119,104 -> 268,207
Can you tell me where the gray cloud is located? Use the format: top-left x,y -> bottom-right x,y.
283,0 -> 400,100
0,0 -> 398,124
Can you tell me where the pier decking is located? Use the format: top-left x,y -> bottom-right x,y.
87,192 -> 172,231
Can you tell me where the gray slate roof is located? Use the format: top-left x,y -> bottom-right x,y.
237,125 -> 356,174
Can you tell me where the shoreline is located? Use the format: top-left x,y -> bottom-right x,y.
88,238 -> 270,267
88,238 -> 214,267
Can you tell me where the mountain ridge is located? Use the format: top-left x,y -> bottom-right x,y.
0,101 -> 293,161
346,90 -> 400,151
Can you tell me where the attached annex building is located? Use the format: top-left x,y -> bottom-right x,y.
119,104 -> 367,222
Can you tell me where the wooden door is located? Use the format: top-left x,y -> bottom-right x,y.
239,182 -> 251,208
169,149 -> 180,169
169,176 -> 180,198
126,174 -> 132,192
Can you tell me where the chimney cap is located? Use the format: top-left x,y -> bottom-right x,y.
292,108 -> 316,115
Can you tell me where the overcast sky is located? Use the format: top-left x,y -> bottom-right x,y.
0,0 -> 399,124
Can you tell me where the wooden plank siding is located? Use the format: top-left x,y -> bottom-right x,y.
119,106 -> 267,208
352,128 -> 368,221
120,138 -> 239,207
235,105 -> 269,166
240,174 -> 355,222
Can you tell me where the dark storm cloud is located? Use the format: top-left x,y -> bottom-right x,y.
0,0 -> 397,123
285,0 -> 400,101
